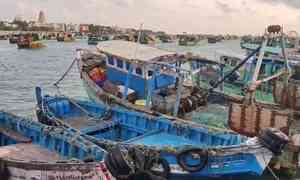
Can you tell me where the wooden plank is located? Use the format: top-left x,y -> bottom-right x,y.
0,127 -> 31,143
0,143 -> 62,162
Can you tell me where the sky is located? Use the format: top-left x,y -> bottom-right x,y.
0,0 -> 300,35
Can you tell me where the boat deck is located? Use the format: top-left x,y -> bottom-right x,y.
65,116 -> 98,129
127,131 -> 201,148
0,127 -> 31,143
0,143 -> 63,162
65,116 -> 117,134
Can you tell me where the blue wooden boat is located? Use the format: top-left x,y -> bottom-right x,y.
178,34 -> 201,46
74,39 -> 294,137
0,111 -> 111,180
77,40 -> 209,121
35,87 -> 289,179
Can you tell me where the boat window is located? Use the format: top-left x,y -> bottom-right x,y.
231,59 -> 237,66
148,70 -> 153,77
116,59 -> 123,69
126,62 -> 131,70
108,56 -> 114,66
222,57 -> 229,64
136,67 -> 143,76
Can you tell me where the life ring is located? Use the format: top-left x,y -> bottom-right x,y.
145,157 -> 170,179
176,148 -> 208,173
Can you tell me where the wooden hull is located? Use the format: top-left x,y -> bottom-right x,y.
228,100 -> 292,137
3,160 -> 112,180
273,79 -> 300,111
9,38 -> 18,44
0,111 -> 110,180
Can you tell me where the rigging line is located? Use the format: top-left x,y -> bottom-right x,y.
133,23 -> 144,59
53,58 -> 77,87
262,151 -> 280,180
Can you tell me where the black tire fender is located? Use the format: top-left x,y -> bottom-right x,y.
176,148 -> 208,173
104,154 -> 119,177
145,157 -> 170,179
109,147 -> 132,175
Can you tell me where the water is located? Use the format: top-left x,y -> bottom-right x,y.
0,39 -> 244,117
156,40 -> 245,60
0,40 -> 93,117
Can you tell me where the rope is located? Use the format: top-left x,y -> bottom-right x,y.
262,151 -> 280,180
267,165 -> 280,180
53,58 -> 78,87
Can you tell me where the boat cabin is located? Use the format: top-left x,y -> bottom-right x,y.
96,40 -> 178,98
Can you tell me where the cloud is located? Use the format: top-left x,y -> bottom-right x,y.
215,0 -> 238,13
0,0 -> 300,35
108,0 -> 134,8
258,0 -> 300,9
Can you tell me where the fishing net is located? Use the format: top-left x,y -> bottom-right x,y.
191,104 -> 228,129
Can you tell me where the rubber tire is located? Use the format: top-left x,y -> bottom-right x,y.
109,147 -> 132,176
0,162 -> 10,180
176,148 -> 208,173
104,154 -> 119,177
145,157 -> 170,179
259,128 -> 289,155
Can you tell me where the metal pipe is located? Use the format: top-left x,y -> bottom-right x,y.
173,75 -> 183,117
209,46 -> 261,90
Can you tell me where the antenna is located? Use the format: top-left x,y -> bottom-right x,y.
123,23 -> 144,101
133,23 -> 143,59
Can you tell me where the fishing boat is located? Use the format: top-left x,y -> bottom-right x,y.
57,32 -> 75,42
156,34 -> 173,43
35,87 -> 289,179
240,28 -> 299,60
133,33 -> 156,45
112,34 -> 134,41
8,34 -> 20,44
207,37 -> 217,44
88,35 -> 110,45
273,64 -> 300,111
17,33 -> 45,49
191,50 -> 288,104
189,25 -> 298,136
0,35 -> 8,40
0,111 -> 111,180
178,34 -> 200,46
77,40 -> 210,122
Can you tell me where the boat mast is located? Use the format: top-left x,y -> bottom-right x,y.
122,23 -> 143,101
248,25 -> 291,100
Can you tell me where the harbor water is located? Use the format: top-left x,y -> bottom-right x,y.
0,39 -> 297,180
0,39 -> 244,117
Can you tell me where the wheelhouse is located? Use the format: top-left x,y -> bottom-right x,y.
96,40 -> 181,99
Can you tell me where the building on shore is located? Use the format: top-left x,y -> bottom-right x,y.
38,11 -> 46,25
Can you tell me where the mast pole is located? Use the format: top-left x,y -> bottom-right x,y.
123,23 -> 143,101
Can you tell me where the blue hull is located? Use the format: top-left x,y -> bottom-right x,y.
0,111 -> 110,180
36,89 -> 275,178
